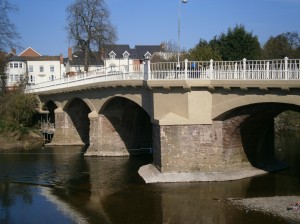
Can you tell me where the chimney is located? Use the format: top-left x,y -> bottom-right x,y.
160,42 -> 165,51
60,53 -> 63,64
100,47 -> 105,60
11,48 -> 16,55
68,47 -> 72,60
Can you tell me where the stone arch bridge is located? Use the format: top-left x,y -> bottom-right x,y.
28,58 -> 300,182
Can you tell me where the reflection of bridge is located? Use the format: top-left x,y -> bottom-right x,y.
28,58 -> 300,182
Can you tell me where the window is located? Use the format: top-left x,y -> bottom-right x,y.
14,63 -> 18,68
30,75 -> 33,83
125,65 -> 129,72
19,63 -> 22,68
9,63 -> 13,68
29,65 -> 33,72
109,51 -> 116,59
123,51 -> 130,59
39,65 -> 44,73
50,66 -> 54,72
144,52 -> 152,60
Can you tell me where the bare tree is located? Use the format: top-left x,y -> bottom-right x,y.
0,0 -> 20,52
0,52 -> 7,93
0,0 -> 20,93
66,0 -> 117,72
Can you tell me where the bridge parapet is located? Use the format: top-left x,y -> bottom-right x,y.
150,57 -> 300,80
25,57 -> 300,93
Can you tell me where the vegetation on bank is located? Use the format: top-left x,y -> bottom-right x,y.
275,111 -> 300,132
0,92 -> 40,139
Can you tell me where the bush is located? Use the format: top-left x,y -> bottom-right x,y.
0,92 -> 39,136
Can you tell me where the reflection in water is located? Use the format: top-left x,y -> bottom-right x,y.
0,131 -> 299,223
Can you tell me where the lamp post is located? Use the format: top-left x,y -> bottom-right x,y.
177,0 -> 188,68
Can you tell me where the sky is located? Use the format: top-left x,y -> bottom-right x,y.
8,0 -> 300,57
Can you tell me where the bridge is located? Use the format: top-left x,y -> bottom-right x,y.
27,57 -> 300,183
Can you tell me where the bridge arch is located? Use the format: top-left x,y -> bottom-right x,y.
96,96 -> 153,155
99,94 -> 150,116
64,97 -> 92,145
43,100 -> 59,124
214,102 -> 300,170
212,94 -> 300,120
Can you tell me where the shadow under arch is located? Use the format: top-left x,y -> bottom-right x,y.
65,98 -> 92,145
100,96 -> 153,154
44,100 -> 58,124
215,102 -> 300,171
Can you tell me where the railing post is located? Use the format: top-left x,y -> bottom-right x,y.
284,56 -> 289,80
144,60 -> 151,80
123,66 -> 126,80
243,58 -> 247,79
209,59 -> 213,79
266,61 -> 270,79
234,62 -> 237,79
184,59 -> 188,79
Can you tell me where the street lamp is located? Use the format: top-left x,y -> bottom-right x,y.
178,0 -> 188,68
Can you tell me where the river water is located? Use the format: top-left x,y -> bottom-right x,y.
0,131 -> 299,224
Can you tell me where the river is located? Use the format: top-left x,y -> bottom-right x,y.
0,130 -> 299,224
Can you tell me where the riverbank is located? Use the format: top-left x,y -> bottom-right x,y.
229,196 -> 300,223
0,131 -> 43,151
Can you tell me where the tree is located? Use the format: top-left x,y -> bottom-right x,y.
210,25 -> 261,60
262,32 -> 300,59
0,52 -> 7,93
0,0 -> 20,52
187,39 -> 221,61
66,0 -> 117,72
0,92 -> 39,134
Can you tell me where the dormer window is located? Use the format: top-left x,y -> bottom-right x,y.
144,51 -> 152,60
109,51 -> 116,59
123,51 -> 130,59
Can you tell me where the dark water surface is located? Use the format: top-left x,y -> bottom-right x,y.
0,131 -> 299,224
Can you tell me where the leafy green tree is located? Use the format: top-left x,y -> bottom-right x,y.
262,32 -> 300,59
0,93 -> 39,134
210,25 -> 261,60
187,39 -> 221,61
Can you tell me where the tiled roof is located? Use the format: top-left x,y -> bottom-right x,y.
18,47 -> 41,57
8,56 -> 60,62
135,45 -> 164,58
68,51 -> 104,66
102,45 -> 131,59
102,44 -> 164,59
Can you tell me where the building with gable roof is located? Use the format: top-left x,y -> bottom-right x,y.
6,47 -> 64,89
5,44 -> 165,90
64,44 -> 165,77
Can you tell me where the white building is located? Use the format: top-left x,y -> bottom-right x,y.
6,47 -> 64,89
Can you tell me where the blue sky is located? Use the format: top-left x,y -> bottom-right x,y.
9,0 -> 300,56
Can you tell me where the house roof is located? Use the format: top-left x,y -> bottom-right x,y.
8,55 -> 60,62
102,44 -> 164,60
102,45 -> 132,59
68,51 -> 104,66
135,45 -> 164,59
18,47 -> 41,57
66,44 -> 165,66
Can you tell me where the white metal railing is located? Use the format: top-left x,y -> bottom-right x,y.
25,57 -> 300,93
26,64 -> 144,93
150,57 -> 300,80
